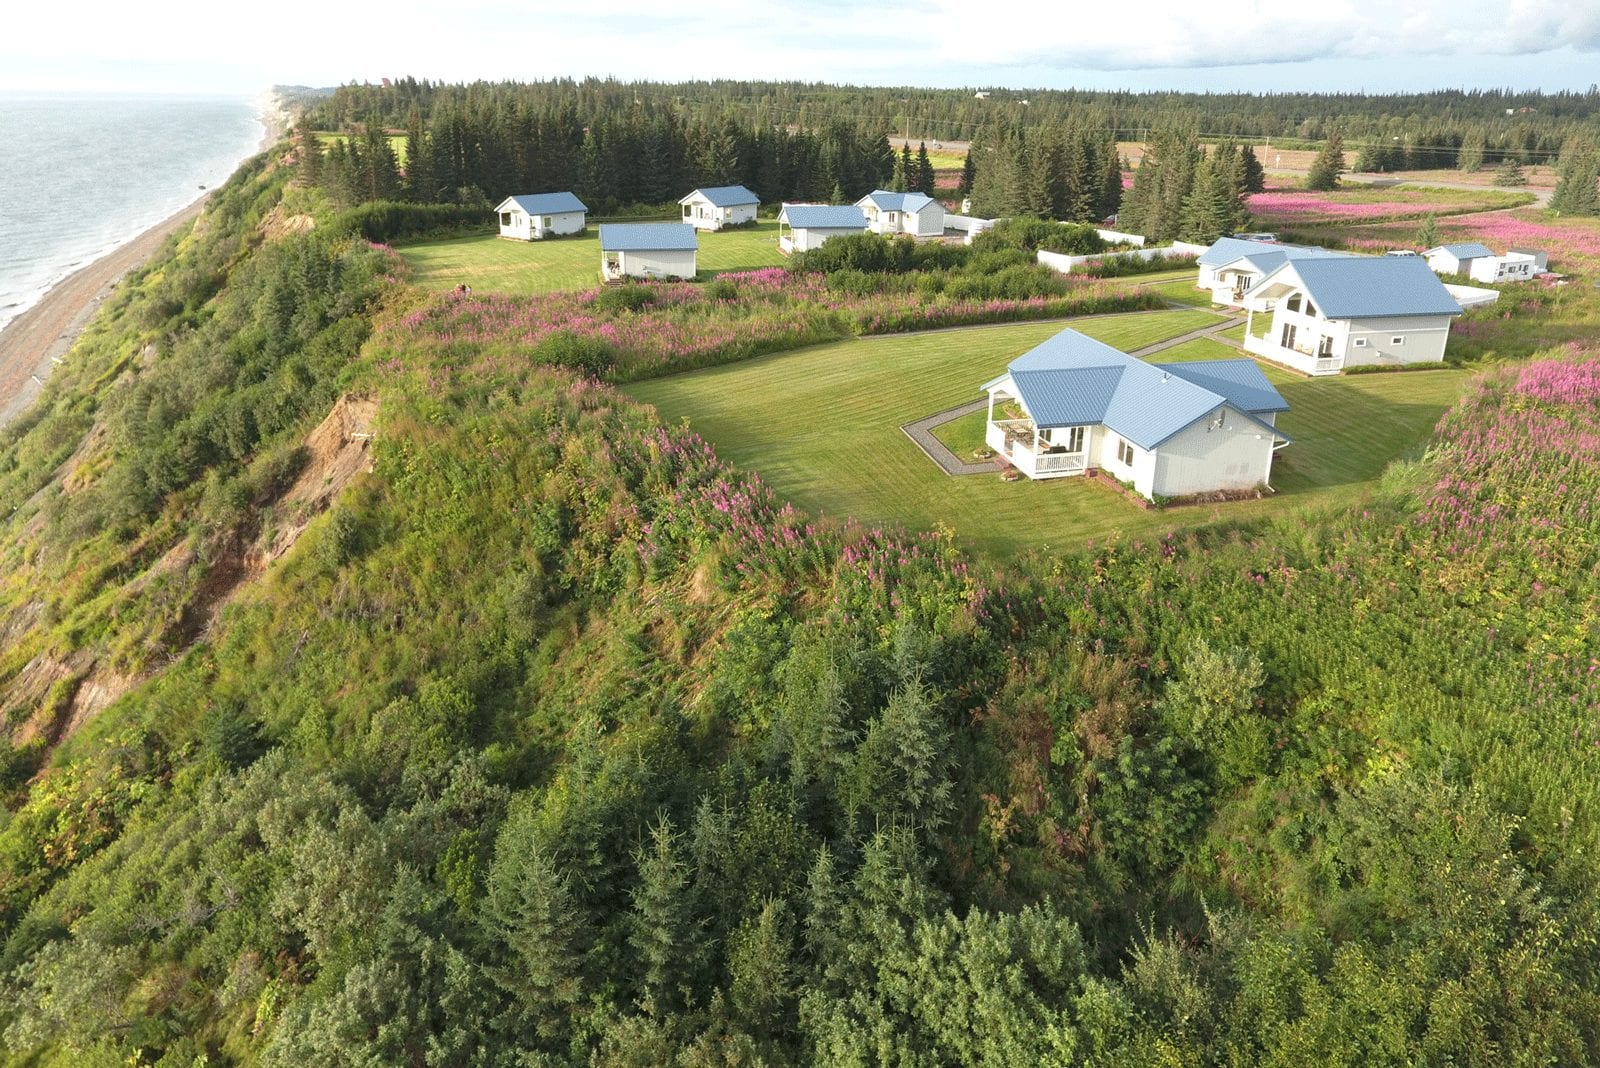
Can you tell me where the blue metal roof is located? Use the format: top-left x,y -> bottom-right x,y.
987,328 -> 1288,450
1255,256 -> 1463,319
860,190 -> 938,213
683,185 -> 759,208
779,204 -> 868,230
1201,236 -> 1344,269
503,191 -> 587,215
1149,359 -> 1289,413
1430,242 -> 1493,260
599,223 -> 699,252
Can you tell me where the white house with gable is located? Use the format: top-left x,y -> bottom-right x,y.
1195,236 -> 1348,306
679,185 -> 760,230
495,191 -> 588,240
981,328 -> 1290,500
1241,256 -> 1463,375
856,190 -> 946,237
599,223 -> 698,282
777,204 -> 868,253
1424,243 -> 1494,276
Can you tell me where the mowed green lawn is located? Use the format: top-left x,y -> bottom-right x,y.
627,311 -> 1468,557
398,220 -> 789,294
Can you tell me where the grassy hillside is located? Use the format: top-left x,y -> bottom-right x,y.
0,140 -> 1598,1067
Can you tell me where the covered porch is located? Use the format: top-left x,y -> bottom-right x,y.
1242,303 -> 1345,376
984,387 -> 1090,480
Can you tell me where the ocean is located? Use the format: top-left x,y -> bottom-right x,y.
0,93 -> 265,335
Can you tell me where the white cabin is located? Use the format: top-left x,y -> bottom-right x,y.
1468,251 -> 1540,284
1241,257 -> 1463,375
856,190 -> 945,237
599,223 -> 698,282
1194,236 -> 1347,307
495,192 -> 588,240
776,204 -> 868,254
1424,243 -> 1493,277
981,328 -> 1289,500
680,185 -> 760,231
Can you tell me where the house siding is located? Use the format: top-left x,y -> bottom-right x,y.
683,198 -> 758,231
501,209 -> 586,240
1151,410 -> 1277,498
784,226 -> 863,252
1341,314 -> 1454,367
1098,432 -> 1157,499
615,249 -> 697,280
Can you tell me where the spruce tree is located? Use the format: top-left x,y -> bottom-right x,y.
1239,143 -> 1266,193
1457,132 -> 1486,173
957,151 -> 977,199
296,123 -> 323,186
1305,129 -> 1345,191
1096,139 -> 1124,220
483,820 -> 587,1036
894,143 -> 913,192
1493,158 -> 1528,186
1550,139 -> 1600,216
915,142 -> 935,195
1178,156 -> 1233,243
1415,213 -> 1439,249
629,817 -> 699,1014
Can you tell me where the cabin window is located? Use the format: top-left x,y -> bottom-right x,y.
1064,426 -> 1085,452
1317,335 -> 1334,358
1353,337 -> 1368,348
543,217 -> 552,227
1391,336 -> 1405,346
1286,292 -> 1302,312
1117,439 -> 1134,466
500,212 -> 512,226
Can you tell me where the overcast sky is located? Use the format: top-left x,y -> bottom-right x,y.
5,0 -> 1600,97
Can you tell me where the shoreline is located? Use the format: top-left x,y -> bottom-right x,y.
0,94 -> 289,429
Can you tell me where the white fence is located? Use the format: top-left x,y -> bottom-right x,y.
1037,240 -> 1208,275
945,214 -> 997,244
1094,227 -> 1146,247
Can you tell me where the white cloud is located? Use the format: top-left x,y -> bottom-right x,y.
3,0 -> 1598,93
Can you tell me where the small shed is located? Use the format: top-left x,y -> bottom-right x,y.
1424,243 -> 1493,277
495,192 -> 588,240
777,204 -> 868,253
680,185 -> 760,230
599,223 -> 699,282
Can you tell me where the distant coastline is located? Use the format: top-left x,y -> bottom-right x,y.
0,92 -> 285,428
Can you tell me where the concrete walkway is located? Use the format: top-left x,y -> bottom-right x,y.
901,311 -> 1245,477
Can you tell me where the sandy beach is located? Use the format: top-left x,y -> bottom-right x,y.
0,96 -> 287,429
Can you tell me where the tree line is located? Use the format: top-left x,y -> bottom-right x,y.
305,77 -> 1600,167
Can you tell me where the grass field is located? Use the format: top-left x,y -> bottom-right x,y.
398,221 -> 790,294
316,131 -> 409,166
627,311 -> 1467,557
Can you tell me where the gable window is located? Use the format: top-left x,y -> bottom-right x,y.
1117,439 -> 1134,466
1391,336 -> 1405,346
1286,292 -> 1302,313
1305,300 -> 1317,317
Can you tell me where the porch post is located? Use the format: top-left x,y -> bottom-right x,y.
1032,424 -> 1041,453
986,391 -> 994,428
1245,307 -> 1254,339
